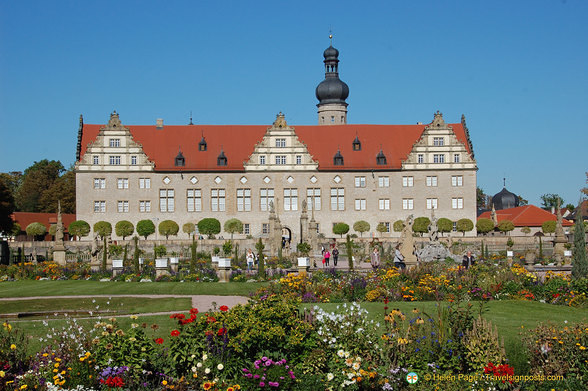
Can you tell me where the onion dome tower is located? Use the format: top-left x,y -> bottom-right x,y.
492,179 -> 519,210
316,36 -> 349,125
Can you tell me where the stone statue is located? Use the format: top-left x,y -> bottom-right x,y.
55,200 -> 64,243
269,200 -> 275,214
301,199 -> 307,213
399,215 -> 417,266
429,211 -> 439,242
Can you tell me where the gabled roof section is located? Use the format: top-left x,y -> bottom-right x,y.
478,205 -> 573,227
79,114 -> 472,172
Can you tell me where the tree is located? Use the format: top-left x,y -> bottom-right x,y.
0,171 -> 23,200
393,220 -> 404,232
476,218 -> 494,235
521,226 -> 531,236
571,213 -> 587,279
183,222 -> 196,238
0,176 -> 15,235
497,220 -> 515,235
518,196 -> 529,206
582,172 -> 588,197
541,220 -> 557,236
345,234 -> 354,270
540,194 -> 564,211
376,223 -> 388,236
224,218 -> 243,240
456,218 -> 474,236
353,221 -> 370,237
333,223 -> 350,238
115,220 -> 134,240
38,167 -> 76,213
412,217 -> 431,236
15,160 -> 64,212
93,221 -> 112,239
26,222 -> 46,240
136,219 -> 155,239
49,224 -> 57,237
159,220 -> 179,240
11,223 -> 21,238
477,187 -> 490,209
68,220 -> 90,240
437,218 -> 453,236
565,204 -> 575,212
198,218 -> 221,238
256,238 -> 265,278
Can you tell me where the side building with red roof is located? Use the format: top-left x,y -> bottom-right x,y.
75,44 -> 478,241
477,205 -> 573,236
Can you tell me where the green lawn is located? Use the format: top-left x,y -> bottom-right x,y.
0,280 -> 268,297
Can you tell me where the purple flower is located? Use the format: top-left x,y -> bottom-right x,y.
265,360 -> 272,366
261,356 -> 268,361
259,381 -> 265,387
254,374 -> 260,379
269,381 -> 279,387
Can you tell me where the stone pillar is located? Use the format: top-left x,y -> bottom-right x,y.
553,205 -> 567,265
300,200 -> 308,245
217,258 -> 231,283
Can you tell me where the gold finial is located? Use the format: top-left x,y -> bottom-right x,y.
329,27 -> 333,44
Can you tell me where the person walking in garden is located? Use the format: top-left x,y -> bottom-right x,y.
393,244 -> 406,270
332,246 -> 339,266
462,250 -> 475,269
370,247 -> 380,271
324,249 -> 331,267
246,248 -> 255,272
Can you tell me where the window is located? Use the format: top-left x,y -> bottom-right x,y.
378,176 -> 389,187
433,137 -> 444,146
211,189 -> 225,212
262,223 -> 269,235
379,199 -> 390,210
139,200 -> 151,212
379,222 -> 391,232
426,198 -> 438,209
159,189 -> 175,212
243,223 -> 250,235
306,188 -> 321,211
260,188 -> 274,211
296,155 -> 302,165
93,201 -> 105,213
275,138 -> 286,148
452,197 -> 464,209
139,178 -> 151,189
333,151 -> 344,166
187,189 -> 202,212
117,201 -> 129,213
330,187 -> 345,210
451,175 -> 463,187
109,138 -> 120,147
93,155 -> 99,165
426,176 -> 438,187
453,153 -> 460,163
417,154 -> 424,164
259,155 -> 266,165
117,178 -> 129,189
283,188 -> 298,211
352,136 -> 361,151
433,154 -> 445,163
402,198 -> 414,210
355,199 -> 366,210
131,156 -> 137,165
402,176 -> 414,187
175,154 -> 185,167
275,155 -> 287,165
93,178 -> 105,189
109,156 -> 121,165
376,151 -> 387,165
217,152 -> 227,166
237,188 -> 252,211
354,176 -> 366,188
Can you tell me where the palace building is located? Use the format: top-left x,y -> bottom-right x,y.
75,43 -> 478,241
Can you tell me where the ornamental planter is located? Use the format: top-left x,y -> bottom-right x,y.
217,258 -> 231,282
112,259 -> 123,276
155,258 -> 169,278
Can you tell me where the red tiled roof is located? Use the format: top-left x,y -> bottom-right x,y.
478,205 -> 573,227
79,122 -> 471,171
11,212 -> 77,231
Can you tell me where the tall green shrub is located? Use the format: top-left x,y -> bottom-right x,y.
133,236 -> 140,273
190,236 -> 197,275
115,220 -> 134,240
333,222 -> 350,238
198,218 -> 221,238
137,219 -> 155,239
346,234 -> 354,270
572,214 -> 587,279
256,238 -> 265,278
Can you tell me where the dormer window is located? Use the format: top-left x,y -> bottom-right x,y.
217,149 -> 227,166
352,135 -> 361,151
198,136 -> 207,151
376,149 -> 387,165
333,149 -> 344,166
175,149 -> 185,167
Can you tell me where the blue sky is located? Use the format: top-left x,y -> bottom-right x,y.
1,0 -> 586,207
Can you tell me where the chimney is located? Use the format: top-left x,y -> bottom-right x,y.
156,118 -> 164,129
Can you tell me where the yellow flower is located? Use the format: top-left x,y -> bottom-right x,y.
0,371 -> 4,378
10,344 -> 16,350
20,385 -> 28,390
162,380 -> 168,385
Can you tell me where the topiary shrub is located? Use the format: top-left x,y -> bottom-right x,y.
393,220 -> 404,232
115,220 -> 134,240
412,217 -> 431,236
136,219 -> 155,240
437,218 -> 453,236
333,222 -> 350,238
497,220 -> 515,235
68,220 -> 90,240
158,220 -> 179,240
353,220 -> 370,237
93,221 -> 112,239
224,218 -> 243,240
26,222 -> 46,240
197,218 -> 221,238
476,218 -> 494,235
456,218 -> 474,236
541,220 -> 557,236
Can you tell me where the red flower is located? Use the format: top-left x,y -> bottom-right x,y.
171,330 -> 180,337
155,338 -> 164,344
190,308 -> 199,315
219,305 -> 229,312
207,316 -> 217,323
217,327 -> 227,336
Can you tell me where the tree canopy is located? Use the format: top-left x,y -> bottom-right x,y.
159,220 -> 179,240
437,218 -> 453,236
0,176 -> 14,235
497,220 -> 515,235
68,220 -> 90,239
541,220 -> 557,236
15,160 -> 64,212
333,222 -> 350,238
540,193 -> 564,210
115,220 -> 135,240
412,217 -> 431,236
476,218 -> 494,235
376,222 -> 388,236
353,221 -> 370,237
26,222 -> 46,240
224,218 -> 243,240
393,220 -> 404,232
93,221 -> 112,239
456,218 -> 474,236
198,218 -> 221,238
182,222 -> 196,238
136,219 -> 156,239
